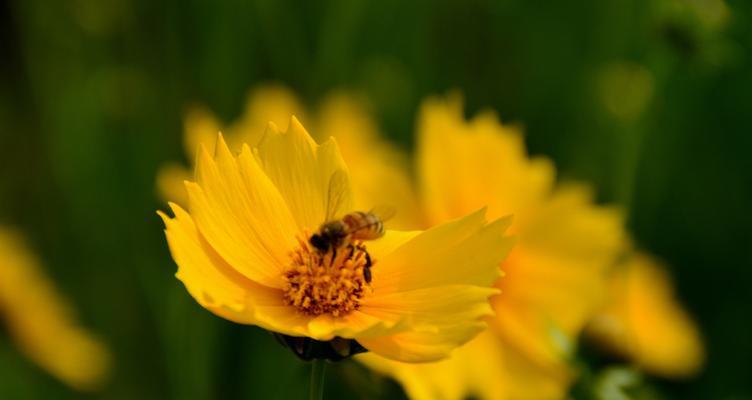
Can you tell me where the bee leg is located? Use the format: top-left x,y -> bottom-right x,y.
363,252 -> 373,283
364,266 -> 372,283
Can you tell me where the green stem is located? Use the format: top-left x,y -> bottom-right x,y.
309,359 -> 326,400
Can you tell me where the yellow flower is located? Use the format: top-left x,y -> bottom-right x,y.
157,85 -> 421,230
586,253 -> 704,378
358,95 -> 626,399
0,228 -> 110,391
157,119 -> 514,362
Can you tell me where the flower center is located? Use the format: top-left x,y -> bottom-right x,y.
283,234 -> 373,317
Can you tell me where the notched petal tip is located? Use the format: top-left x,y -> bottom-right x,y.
491,213 -> 514,230
156,209 -> 170,222
257,121 -> 282,145
286,115 -> 319,147
451,206 -> 490,228
213,131 -> 232,155
156,201 -> 182,218
289,114 -> 302,126
194,143 -> 215,175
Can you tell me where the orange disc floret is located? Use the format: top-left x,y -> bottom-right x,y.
284,235 -> 372,317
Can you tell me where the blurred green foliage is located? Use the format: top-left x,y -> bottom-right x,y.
1,0 -> 750,398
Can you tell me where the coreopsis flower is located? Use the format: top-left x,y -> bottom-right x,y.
156,85 -> 421,230
0,228 -> 110,391
157,119 -> 514,362
586,253 -> 704,378
357,95 -> 626,399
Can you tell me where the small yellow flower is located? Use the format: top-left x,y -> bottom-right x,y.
158,119 -> 514,362
358,95 -> 626,399
0,228 -> 110,391
586,253 -> 704,378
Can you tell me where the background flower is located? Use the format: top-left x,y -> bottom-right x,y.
586,253 -> 705,378
0,228 -> 110,392
357,95 -> 627,399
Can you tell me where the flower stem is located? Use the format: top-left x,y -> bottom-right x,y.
309,359 -> 326,400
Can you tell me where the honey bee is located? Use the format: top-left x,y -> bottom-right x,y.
309,211 -> 391,252
309,170 -> 394,255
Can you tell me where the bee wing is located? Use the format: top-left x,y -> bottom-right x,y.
324,170 -> 351,222
369,204 -> 396,223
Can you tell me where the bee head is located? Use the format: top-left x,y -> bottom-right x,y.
309,233 -> 329,252
309,222 -> 347,253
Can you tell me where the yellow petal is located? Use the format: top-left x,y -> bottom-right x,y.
489,338 -> 571,400
358,350 -> 466,400
159,203 -> 332,338
358,319 -> 489,363
358,329 -> 570,400
221,283 -> 406,341
366,229 -> 421,260
522,184 -> 626,259
490,249 -> 605,368
186,134 -> 299,288
354,210 -> 513,362
305,311 -> 404,341
255,117 -> 353,230
159,203 -> 258,316
370,209 -> 513,294
0,228 -> 110,391
587,253 -> 705,378
226,84 -> 306,149
358,285 -> 498,362
417,94 -> 554,226
361,285 -> 498,331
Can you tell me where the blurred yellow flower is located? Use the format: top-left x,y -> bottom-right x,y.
184,85 -> 307,159
157,85 -> 421,230
158,120 -> 514,362
0,228 -> 110,391
357,95 -> 626,399
586,253 -> 705,378
157,85 -> 305,206
315,92 -> 423,230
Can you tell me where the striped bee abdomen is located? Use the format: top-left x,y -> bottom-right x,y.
342,211 -> 385,240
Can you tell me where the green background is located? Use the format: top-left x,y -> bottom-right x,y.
1,0 -> 750,398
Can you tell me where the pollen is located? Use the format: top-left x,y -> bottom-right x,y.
283,234 -> 373,317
